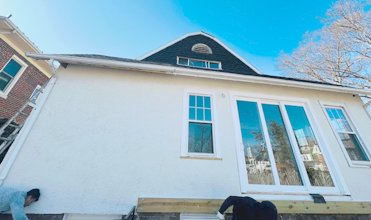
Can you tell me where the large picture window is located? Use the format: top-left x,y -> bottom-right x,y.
324,106 -> 369,165
235,99 -> 336,193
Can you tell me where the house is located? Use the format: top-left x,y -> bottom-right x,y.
0,16 -> 52,164
1,32 -> 370,219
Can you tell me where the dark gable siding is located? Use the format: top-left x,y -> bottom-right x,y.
142,34 -> 259,76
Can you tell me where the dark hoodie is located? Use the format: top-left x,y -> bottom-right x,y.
218,196 -> 277,220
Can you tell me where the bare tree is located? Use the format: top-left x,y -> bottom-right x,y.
278,0 -> 370,89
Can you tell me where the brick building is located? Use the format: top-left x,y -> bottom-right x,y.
0,16 -> 52,163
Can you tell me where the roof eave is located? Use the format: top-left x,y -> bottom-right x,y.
0,16 -> 42,54
0,16 -> 53,77
26,52 -> 371,96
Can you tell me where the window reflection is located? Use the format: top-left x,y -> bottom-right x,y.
262,104 -> 303,186
326,107 -> 369,162
286,105 -> 334,186
237,101 -> 274,185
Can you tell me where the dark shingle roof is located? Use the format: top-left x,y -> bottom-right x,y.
142,34 -> 260,76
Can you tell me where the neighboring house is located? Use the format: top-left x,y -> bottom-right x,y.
0,16 -> 52,164
1,32 -> 370,220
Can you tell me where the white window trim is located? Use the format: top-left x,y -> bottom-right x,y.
180,213 -> 218,220
0,55 -> 28,99
177,56 -> 222,70
320,101 -> 371,168
181,90 -> 221,159
229,91 -> 349,196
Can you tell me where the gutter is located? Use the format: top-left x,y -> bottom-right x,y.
0,16 -> 53,77
26,52 -> 371,96
0,16 -> 43,53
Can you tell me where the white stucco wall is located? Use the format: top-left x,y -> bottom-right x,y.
1,65 -> 370,215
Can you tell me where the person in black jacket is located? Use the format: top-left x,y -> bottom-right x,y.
216,196 -> 277,220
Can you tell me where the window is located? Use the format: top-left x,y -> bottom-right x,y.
0,56 -> 26,97
188,95 -> 213,154
177,57 -> 221,70
182,93 -> 218,158
235,99 -> 336,193
324,106 -> 369,165
29,85 -> 42,106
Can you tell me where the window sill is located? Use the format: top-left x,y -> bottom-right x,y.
0,92 -> 8,99
348,163 -> 371,168
180,155 -> 222,160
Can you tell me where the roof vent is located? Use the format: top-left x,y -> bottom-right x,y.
191,43 -> 212,54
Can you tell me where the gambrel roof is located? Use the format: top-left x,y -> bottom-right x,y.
140,32 -> 261,76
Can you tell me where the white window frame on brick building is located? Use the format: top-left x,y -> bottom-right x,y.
0,55 -> 28,99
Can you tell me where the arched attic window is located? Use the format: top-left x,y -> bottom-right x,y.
191,43 -> 212,54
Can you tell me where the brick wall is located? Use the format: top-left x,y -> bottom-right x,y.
0,38 -> 49,122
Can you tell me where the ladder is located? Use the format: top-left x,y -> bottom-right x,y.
0,86 -> 43,156
122,206 -> 136,220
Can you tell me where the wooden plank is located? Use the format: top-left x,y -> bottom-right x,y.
137,198 -> 371,214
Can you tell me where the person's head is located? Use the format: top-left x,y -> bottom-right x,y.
25,188 -> 40,207
258,201 -> 277,220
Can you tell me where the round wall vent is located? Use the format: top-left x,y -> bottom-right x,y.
191,43 -> 212,54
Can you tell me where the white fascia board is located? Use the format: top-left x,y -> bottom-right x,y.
26,52 -> 371,96
0,16 -> 43,53
137,31 -> 264,75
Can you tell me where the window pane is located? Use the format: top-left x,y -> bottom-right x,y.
204,96 -> 211,108
205,109 -> 211,121
262,104 -> 303,186
0,72 -> 12,91
188,122 -> 213,153
237,101 -> 274,185
178,57 -> 188,65
189,59 -> 207,68
209,62 -> 220,69
189,95 -> 196,107
196,96 -> 203,107
3,59 -> 22,77
326,108 -> 352,132
189,107 -> 195,120
339,133 -> 369,161
335,109 -> 352,131
286,105 -> 334,187
196,108 -> 204,120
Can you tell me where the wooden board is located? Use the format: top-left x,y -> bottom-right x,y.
137,198 -> 371,214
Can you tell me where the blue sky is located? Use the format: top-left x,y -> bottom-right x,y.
1,0 -> 336,76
